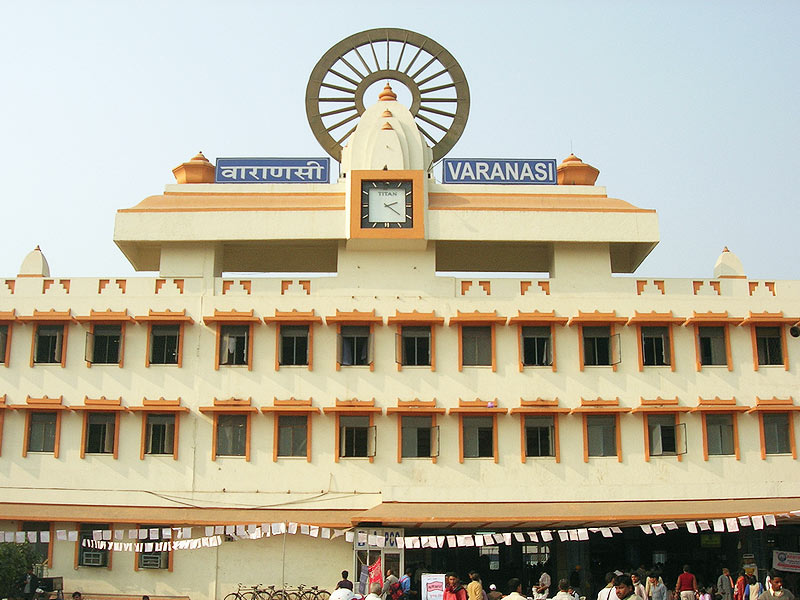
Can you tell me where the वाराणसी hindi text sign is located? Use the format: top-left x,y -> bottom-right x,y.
216,158 -> 330,183
442,158 -> 557,185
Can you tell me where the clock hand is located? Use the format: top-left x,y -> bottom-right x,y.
385,203 -> 402,216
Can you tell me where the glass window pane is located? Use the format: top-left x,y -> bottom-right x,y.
462,326 -> 491,366
145,413 -> 175,455
642,326 -> 670,366
151,325 -> 179,364
402,326 -> 431,366
401,415 -> 432,457
340,415 -> 370,457
28,412 -> 57,452
219,325 -> 248,365
35,325 -> 63,363
522,326 -> 551,366
216,414 -> 247,456
763,413 -> 791,454
583,326 -> 611,366
86,412 -> 115,454
463,416 -> 493,458
756,327 -> 783,365
278,415 -> 307,456
280,325 -> 309,366
525,415 -> 554,457
340,326 -> 370,366
587,415 -> 616,456
648,414 -> 677,455
92,325 -> 121,364
699,326 -> 726,365
706,414 -> 734,455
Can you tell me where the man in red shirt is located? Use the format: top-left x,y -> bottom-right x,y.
444,573 -> 468,600
675,565 -> 698,600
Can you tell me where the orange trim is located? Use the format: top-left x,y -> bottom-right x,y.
448,398 -> 508,414
733,413 -> 740,460
510,398 -> 570,414
17,309 -> 75,323
683,311 -> 743,325
139,413 -> 146,460
615,414 -> 622,462
611,324 -> 617,372
568,310 -> 628,325
334,414 -> 340,463
22,411 -> 31,458
1,322 -> 12,368
740,311 -> 799,325
643,415 -> 650,462
750,325 -> 759,372
54,411 -> 61,458
691,397 -> 749,412
386,399 -> 446,414
538,281 -> 551,295
133,309 -> 194,323
516,325 -> 523,372
458,414 -> 464,464
448,310 -> 507,324
457,324 -> 463,372
177,323 -> 184,368
758,412 -> 766,460
427,191 -> 656,213
145,323 -> 152,368
322,398 -> 382,413
578,324 -> 584,371
349,169 -> 425,239
693,324 -> 701,371
790,413 -> 797,459
0,402 -> 5,458
210,414 -> 218,461
675,412 -> 683,462
570,397 -> 629,413
274,324 -> 281,371
213,323 -> 221,370
746,397 -> 800,412
113,411 -> 120,459
492,413 -> 498,464
173,411 -> 181,461
550,323 -> 557,372
782,325 -> 789,371
724,324 -> 733,371
245,412 -> 251,462
79,412 -> 88,459
202,309 -> 261,324
520,281 -> 531,295
307,412 -> 312,463
369,322 -> 375,371
264,309 -> 323,323
248,322 -> 254,371
74,310 -> 134,323
490,323 -> 497,372
630,397 -> 691,413
119,322 -> 126,368
582,414 -> 588,463
396,414 -> 402,463
636,324 -> 644,372
325,310 -> 381,324
554,414 -> 561,463
508,311 -> 568,325
701,413 -> 709,461
669,324 -> 676,372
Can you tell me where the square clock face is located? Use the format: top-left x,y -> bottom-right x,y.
361,180 -> 413,228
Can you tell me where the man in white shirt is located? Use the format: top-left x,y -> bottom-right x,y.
597,573 -> 620,600
366,583 -> 383,600
536,572 -> 552,600
506,579 -> 527,600
553,579 -> 574,600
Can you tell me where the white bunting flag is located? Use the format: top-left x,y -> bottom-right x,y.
558,530 -> 568,542
4,532 -> 13,542
568,529 -> 579,541
148,528 -> 158,540
437,536 -> 446,547
322,528 -> 332,539
578,529 -> 589,541
247,524 -> 257,535
475,535 -> 484,546
652,524 -> 665,536
271,523 -> 282,535
213,525 -> 223,535
161,528 -> 170,539
665,522 -> 678,530
600,528 -> 612,538
484,534 -> 494,545
26,532 -> 37,543
345,531 -> 355,543
368,535 -> 378,546
764,515 -> 776,527
640,525 -> 653,535
514,533 -> 525,542
91,530 -> 101,541
726,518 -> 739,532
300,524 -> 310,535
611,527 -> 623,534
205,527 -> 214,537
113,530 -> 123,541
56,530 -> 67,541
358,532 -> 367,544
234,525 -> 244,536
310,526 -> 319,538
138,528 -> 148,539
697,520 -> 711,531
15,531 -> 24,543
528,532 -> 539,542
712,520 -> 725,532
464,535 -> 475,547
738,516 -> 751,526
332,529 -> 345,540
407,536 -> 420,548
686,521 -> 698,533
396,537 -> 405,548
68,531 -> 78,542
447,535 -> 457,547
456,535 -> 467,547
503,533 -> 512,545
288,523 -> 298,534
752,516 -> 764,530
541,531 -> 553,542
492,534 -> 504,544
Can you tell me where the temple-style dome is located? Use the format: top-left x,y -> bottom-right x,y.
172,151 -> 215,184
18,246 -> 50,277
557,153 -> 600,185
713,246 -> 745,278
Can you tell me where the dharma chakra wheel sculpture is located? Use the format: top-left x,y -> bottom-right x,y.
306,28 -> 470,163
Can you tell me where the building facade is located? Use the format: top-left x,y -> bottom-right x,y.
1,28 -> 798,600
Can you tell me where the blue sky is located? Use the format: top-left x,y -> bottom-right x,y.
1,1 -> 798,279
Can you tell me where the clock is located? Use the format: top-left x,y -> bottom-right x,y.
361,180 -> 413,228
349,169 -> 425,240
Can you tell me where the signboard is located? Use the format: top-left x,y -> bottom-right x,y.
442,159 -> 557,185
355,528 -> 403,549
773,550 -> 800,573
215,158 -> 330,183
422,573 -> 446,600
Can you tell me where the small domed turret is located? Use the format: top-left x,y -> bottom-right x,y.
172,151 -> 215,184
18,246 -> 50,277
713,246 -> 745,278
557,154 -> 600,185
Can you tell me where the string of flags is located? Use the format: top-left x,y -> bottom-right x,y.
4,511 -> 795,553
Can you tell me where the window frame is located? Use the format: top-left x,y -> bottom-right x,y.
509,313 -> 568,373
751,324 -> 789,371
338,324 -> 373,368
523,414 -> 557,459
686,313 -> 740,371
216,323 -> 252,369
570,313 -> 626,372
511,401 -> 568,463
25,411 -> 60,455
18,397 -> 67,458
85,323 -> 124,367
449,400 -> 508,464
204,311 -> 260,371
278,324 -> 311,368
80,410 -> 120,459
199,399 -> 258,461
214,413 -> 250,459
694,400 -> 746,460
31,323 -> 68,367
20,521 -> 54,567
75,523 -> 112,569
628,313 -> 683,372
387,401 -> 445,463
322,400 -> 382,463
134,525 -> 173,572
265,311 -> 323,372
573,399 -> 629,463
326,311 -> 383,372
388,312 -> 444,372
450,312 -> 506,373
130,399 -> 188,461
0,315 -> 14,367
748,399 -> 799,460
398,325 -> 433,368
135,310 -> 194,368
276,414 -> 311,460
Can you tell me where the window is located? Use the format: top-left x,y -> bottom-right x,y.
401,416 -> 436,458
763,413 -> 791,455
219,325 -> 249,366
34,325 -> 64,364
22,522 -> 51,565
523,543 -> 551,566
28,412 -> 57,453
85,412 -> 116,455
339,415 -> 373,457
462,326 -> 492,366
277,415 -> 308,457
216,414 -> 247,457
401,326 -> 431,366
706,413 -> 735,455
463,416 -> 494,458
280,325 -> 309,366
521,326 -> 551,367
647,414 -> 677,456
587,414 -> 616,457
145,414 -> 175,455
137,526 -> 170,570
699,326 -> 726,366
583,326 -> 611,366
642,326 -> 670,366
525,415 -> 555,457
150,325 -> 180,365
480,546 -> 500,571
756,326 -> 783,366
0,323 -> 8,364
78,523 -> 109,567
340,325 -> 371,366
87,325 -> 121,364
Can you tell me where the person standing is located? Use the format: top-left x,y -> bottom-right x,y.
467,571 -> 484,600
444,573 -> 468,600
19,568 -> 39,600
487,585 -> 503,600
734,572 -> 747,600
367,583 -> 384,600
649,573 -> 667,600
614,575 -> 637,600
598,573 -> 621,600
676,566 -> 698,600
506,579 -> 527,600
536,571 -> 552,600
746,575 -> 763,600
383,569 -> 400,600
570,567 -> 583,597
758,576 -> 794,600
631,574 -> 646,600
553,579 -> 574,600
718,569 -> 734,600
337,571 -> 354,591
400,568 -> 414,600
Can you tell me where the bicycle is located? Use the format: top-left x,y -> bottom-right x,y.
249,584 -> 289,600
225,583 -> 259,600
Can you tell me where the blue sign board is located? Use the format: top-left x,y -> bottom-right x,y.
442,158 -> 557,185
216,158 -> 330,183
